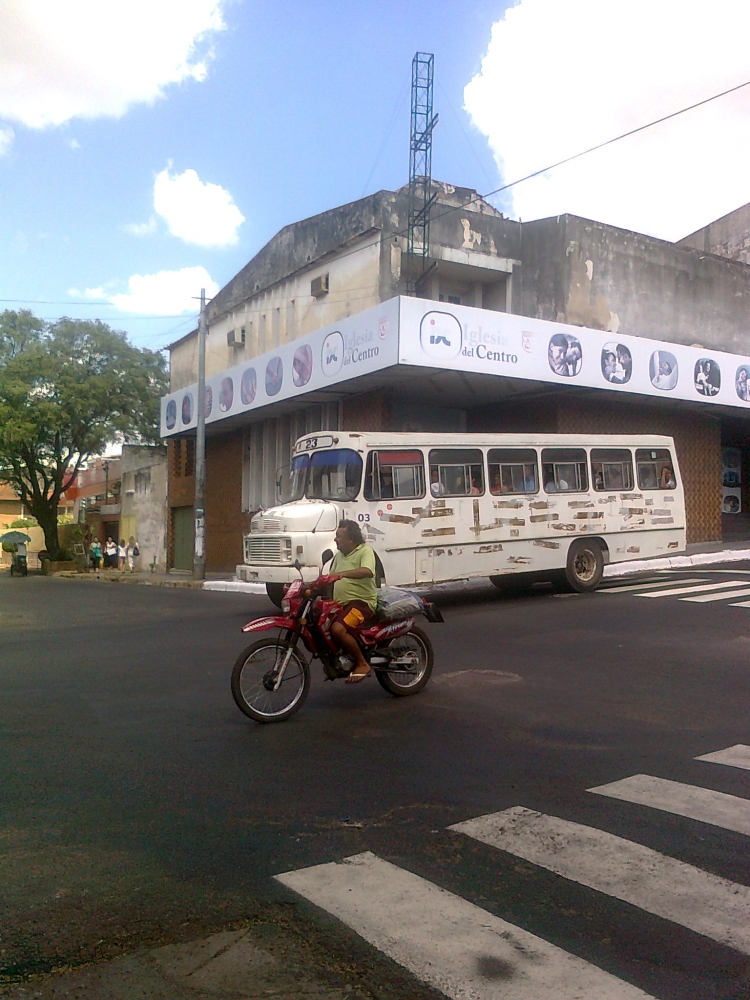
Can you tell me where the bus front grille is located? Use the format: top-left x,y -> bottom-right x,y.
245,536 -> 291,564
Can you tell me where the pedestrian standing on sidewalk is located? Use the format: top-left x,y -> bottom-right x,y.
117,538 -> 127,572
126,536 -> 139,572
105,536 -> 117,569
89,537 -> 102,570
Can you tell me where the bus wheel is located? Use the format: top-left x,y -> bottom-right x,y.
565,540 -> 604,592
266,583 -> 285,608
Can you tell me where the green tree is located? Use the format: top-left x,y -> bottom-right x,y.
0,310 -> 168,558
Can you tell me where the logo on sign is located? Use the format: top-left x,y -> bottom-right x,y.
419,311 -> 462,360
321,331 -> 344,376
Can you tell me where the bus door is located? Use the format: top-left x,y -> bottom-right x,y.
427,448 -> 485,582
365,448 -> 428,586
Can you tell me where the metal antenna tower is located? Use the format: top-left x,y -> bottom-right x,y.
407,52 -> 438,295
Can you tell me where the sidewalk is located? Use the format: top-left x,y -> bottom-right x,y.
0,925 -> 369,1000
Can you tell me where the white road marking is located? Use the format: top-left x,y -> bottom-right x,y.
275,851 -> 655,999
588,774 -> 750,836
696,745 -> 750,771
598,578 -> 707,594
682,587 -> 750,603
636,580 -> 750,598
450,807 -> 750,955
729,599 -> 750,608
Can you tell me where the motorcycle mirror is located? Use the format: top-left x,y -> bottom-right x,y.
293,558 -> 302,571
321,548 -> 333,566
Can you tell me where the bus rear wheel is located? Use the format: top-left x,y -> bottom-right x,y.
565,540 -> 604,592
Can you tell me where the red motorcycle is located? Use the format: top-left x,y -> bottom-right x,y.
231,555 -> 443,724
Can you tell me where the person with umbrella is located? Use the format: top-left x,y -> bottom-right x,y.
1,530 -> 30,576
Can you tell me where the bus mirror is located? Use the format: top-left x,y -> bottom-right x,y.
321,549 -> 333,566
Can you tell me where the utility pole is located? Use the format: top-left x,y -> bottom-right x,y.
103,460 -> 109,505
193,289 -> 207,580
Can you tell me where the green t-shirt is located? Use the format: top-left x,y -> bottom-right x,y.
331,543 -> 378,611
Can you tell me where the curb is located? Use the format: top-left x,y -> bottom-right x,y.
603,546 -> 750,578
203,580 -> 267,594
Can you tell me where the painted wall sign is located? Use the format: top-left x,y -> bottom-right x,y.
161,295 -> 750,437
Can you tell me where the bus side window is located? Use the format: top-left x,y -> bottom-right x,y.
590,448 -> 634,491
364,450 -> 425,501
428,449 -> 484,497
487,448 -> 538,495
541,448 -> 588,493
636,448 -> 677,490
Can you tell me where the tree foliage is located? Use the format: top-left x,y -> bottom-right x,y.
0,310 -> 168,558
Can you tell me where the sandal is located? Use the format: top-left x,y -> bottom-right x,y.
345,667 -> 372,683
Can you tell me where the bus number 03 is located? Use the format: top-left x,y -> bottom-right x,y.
357,513 -> 370,523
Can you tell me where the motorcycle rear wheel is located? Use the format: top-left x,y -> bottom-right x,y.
231,638 -> 310,723
376,626 -> 433,697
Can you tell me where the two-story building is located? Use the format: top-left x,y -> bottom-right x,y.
162,183 -> 750,573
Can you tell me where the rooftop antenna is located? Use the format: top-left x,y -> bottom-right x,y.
407,52 -> 438,296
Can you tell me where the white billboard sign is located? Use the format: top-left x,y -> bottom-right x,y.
162,295 -> 750,437
161,298 -> 400,437
398,296 -> 750,411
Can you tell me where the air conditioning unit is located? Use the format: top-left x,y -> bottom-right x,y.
311,273 -> 330,298
227,328 -> 246,347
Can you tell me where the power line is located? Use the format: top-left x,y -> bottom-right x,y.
477,75 -> 750,205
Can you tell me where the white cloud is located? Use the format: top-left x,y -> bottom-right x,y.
86,266 -> 219,315
68,138 -> 80,150
153,164 -> 245,247
464,0 -> 750,240
0,124 -> 14,155
0,1 -> 225,129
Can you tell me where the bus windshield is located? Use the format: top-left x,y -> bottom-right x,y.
287,454 -> 309,502
306,448 -> 362,501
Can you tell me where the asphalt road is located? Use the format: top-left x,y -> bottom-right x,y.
1,567 -> 749,999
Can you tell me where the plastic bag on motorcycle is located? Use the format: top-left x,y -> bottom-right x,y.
376,587 -> 443,623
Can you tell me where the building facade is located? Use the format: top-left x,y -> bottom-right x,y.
163,184 -> 750,572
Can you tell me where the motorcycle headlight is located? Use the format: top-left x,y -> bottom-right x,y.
281,599 -> 291,614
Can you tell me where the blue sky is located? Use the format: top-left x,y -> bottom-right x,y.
0,0 -> 509,350
1,0 -> 748,353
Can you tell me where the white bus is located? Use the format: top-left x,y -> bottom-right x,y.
238,432 -> 686,603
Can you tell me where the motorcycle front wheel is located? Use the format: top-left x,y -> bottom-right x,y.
376,626 -> 433,697
231,638 -> 310,723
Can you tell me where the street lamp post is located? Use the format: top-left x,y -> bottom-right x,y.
193,289 -> 207,580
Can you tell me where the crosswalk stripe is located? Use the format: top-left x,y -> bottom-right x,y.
599,577 -> 707,594
588,774 -> 750,836
696,745 -> 750,771
450,806 -> 750,956
682,587 -> 750,603
275,851 -> 655,999
729,599 -> 750,608
636,580 -> 750,598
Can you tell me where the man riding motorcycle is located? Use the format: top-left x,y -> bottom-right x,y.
328,519 -> 378,683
